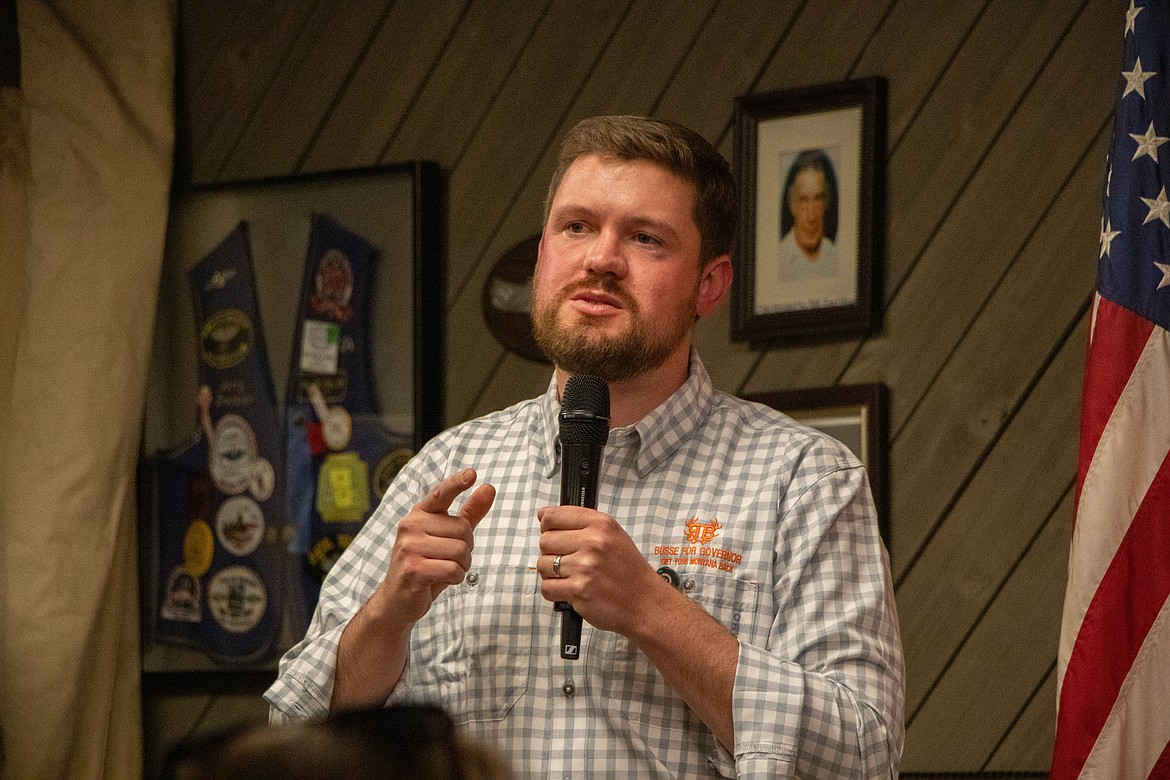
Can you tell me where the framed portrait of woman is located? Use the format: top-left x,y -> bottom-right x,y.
732,77 -> 886,345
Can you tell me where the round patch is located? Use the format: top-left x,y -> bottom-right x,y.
249,457 -> 275,501
200,309 -> 253,369
183,519 -> 214,577
207,566 -> 267,634
373,448 -> 414,498
215,496 -> 265,557
210,414 -> 258,495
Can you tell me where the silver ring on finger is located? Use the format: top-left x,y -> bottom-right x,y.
553,554 -> 563,578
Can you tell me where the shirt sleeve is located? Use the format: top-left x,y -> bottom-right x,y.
730,447 -> 905,778
263,449 -> 434,722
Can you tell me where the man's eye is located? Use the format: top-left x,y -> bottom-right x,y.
566,222 -> 586,233
634,233 -> 658,245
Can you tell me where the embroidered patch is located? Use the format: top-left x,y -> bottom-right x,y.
200,308 -> 253,369
210,414 -> 258,495
207,566 -> 267,634
216,495 -> 265,557
161,566 -> 201,622
653,516 -> 743,573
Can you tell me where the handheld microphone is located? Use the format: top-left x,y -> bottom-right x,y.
555,374 -> 609,660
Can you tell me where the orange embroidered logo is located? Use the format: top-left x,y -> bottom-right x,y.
684,516 -> 723,545
652,516 -> 742,574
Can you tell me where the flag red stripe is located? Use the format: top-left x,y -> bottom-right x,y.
1076,297 -> 1156,510
1052,448 -> 1170,778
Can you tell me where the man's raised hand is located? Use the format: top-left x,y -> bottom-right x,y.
378,468 -> 496,627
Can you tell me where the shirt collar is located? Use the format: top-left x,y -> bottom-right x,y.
538,349 -> 715,479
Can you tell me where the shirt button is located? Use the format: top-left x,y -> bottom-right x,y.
466,571 -> 479,586
683,577 -> 696,593
562,681 -> 575,697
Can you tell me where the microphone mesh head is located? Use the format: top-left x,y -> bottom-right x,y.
559,374 -> 610,445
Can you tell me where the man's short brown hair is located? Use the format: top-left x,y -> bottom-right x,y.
543,116 -> 737,265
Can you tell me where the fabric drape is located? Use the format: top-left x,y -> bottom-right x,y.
0,3 -> 174,777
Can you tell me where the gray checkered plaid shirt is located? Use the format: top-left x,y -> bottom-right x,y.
265,353 -> 904,778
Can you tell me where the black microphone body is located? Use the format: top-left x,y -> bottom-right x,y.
556,374 -> 609,660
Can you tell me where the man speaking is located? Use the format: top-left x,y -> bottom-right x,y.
266,116 -> 904,778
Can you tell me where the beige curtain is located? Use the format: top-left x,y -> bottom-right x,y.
0,3 -> 174,778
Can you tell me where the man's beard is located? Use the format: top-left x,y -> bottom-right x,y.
531,274 -> 692,382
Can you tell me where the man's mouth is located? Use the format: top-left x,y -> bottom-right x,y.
570,288 -> 623,309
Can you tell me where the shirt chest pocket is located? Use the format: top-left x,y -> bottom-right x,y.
409,566 -> 539,725
593,573 -> 760,733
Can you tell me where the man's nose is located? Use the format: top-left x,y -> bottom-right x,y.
583,229 -> 627,277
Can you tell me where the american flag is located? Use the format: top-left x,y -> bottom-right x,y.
1051,1 -> 1170,777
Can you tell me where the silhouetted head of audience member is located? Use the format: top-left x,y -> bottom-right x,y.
162,705 -> 513,780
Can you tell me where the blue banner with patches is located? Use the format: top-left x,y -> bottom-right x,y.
152,223 -> 286,664
285,213 -> 413,632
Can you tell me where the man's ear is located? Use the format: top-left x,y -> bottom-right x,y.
696,254 -> 733,318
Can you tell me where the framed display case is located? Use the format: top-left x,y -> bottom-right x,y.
140,162 -> 444,678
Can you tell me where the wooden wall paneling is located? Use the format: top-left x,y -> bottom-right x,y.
986,665 -> 1059,770
466,0 -> 732,419
887,124 -> 1104,577
881,0 -> 1090,290
738,0 -> 1094,401
436,0 -> 640,421
186,0 -> 320,184
299,0 -> 470,174
839,0 -> 1115,432
649,0 -> 804,133
178,0 -> 248,94
896,313 -> 1086,715
751,0 -> 895,95
901,488 -> 1072,771
377,0 -> 553,168
215,0 -> 398,181
849,0 -> 988,141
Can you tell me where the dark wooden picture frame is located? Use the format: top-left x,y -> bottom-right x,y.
744,383 -> 889,547
140,162 -> 445,675
732,77 -> 886,345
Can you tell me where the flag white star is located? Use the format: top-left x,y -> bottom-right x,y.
1156,261 -> 1170,290
1141,186 -> 1170,227
1100,217 -> 1122,258
1130,122 -> 1169,162
1126,0 -> 1143,35
1123,57 -> 1156,99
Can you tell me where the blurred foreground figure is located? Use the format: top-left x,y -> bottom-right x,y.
163,705 -> 513,780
